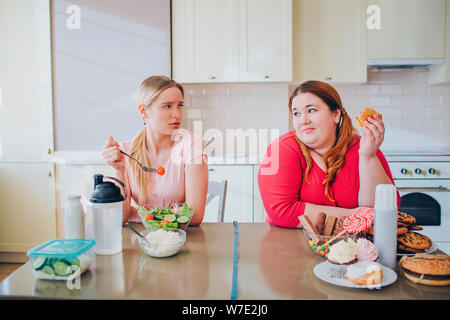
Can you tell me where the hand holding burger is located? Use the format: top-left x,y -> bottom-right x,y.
356,107 -> 385,159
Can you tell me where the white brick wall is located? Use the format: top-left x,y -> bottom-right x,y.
182,68 -> 450,154
336,69 -> 450,149
182,83 -> 289,156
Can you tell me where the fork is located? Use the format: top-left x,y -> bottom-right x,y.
119,149 -> 162,174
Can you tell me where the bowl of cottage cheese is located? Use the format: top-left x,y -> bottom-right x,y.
138,228 -> 186,258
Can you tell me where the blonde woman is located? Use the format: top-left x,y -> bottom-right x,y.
102,76 -> 208,225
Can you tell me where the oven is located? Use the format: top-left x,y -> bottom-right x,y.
387,155 -> 450,254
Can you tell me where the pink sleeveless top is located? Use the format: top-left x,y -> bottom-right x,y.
120,131 -> 206,223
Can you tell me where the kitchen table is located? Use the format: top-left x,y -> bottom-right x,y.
0,223 -> 449,299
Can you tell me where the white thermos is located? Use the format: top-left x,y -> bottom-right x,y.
373,184 -> 398,269
64,194 -> 85,239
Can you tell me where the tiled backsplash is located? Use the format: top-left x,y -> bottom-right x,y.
183,83 -> 289,156
182,68 -> 450,154
335,69 -> 450,149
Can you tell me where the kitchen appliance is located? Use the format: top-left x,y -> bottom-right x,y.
385,150 -> 450,254
90,175 -> 127,255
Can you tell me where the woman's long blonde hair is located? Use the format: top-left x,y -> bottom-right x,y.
289,81 -> 358,202
129,76 -> 184,205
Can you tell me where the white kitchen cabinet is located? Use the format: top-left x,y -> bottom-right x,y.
203,165 -> 254,222
172,0 -> 292,83
0,0 -> 53,161
430,0 -> 450,84
0,163 -> 56,252
292,0 -> 367,83
237,0 -> 292,82
172,0 -> 238,83
367,0 -> 446,61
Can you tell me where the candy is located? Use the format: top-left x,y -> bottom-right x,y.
308,240 -> 315,247
299,215 -> 322,245
313,245 -> 317,251
343,207 -> 374,234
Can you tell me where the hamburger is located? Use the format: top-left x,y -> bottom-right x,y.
400,253 -> 450,286
354,107 -> 382,127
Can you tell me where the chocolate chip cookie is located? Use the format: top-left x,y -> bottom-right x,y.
398,211 -> 416,225
397,231 -> 432,250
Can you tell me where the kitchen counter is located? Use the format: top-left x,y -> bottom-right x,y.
0,223 -> 449,300
52,151 -> 262,165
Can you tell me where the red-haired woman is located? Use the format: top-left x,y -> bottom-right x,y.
258,80 -> 400,228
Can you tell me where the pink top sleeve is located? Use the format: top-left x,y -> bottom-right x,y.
257,134 -> 306,228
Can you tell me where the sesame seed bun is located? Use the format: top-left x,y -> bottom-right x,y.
354,107 -> 383,127
400,253 -> 450,286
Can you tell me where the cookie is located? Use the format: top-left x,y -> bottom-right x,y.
397,227 -> 408,236
398,211 -> 416,225
397,243 -> 425,254
397,221 -> 410,228
323,216 -> 337,236
331,217 -> 345,236
397,231 -> 432,250
315,212 -> 327,235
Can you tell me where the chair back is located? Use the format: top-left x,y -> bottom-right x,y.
206,180 -> 228,222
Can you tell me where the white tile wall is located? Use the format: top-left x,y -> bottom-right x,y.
183,83 -> 289,156
335,69 -> 450,149
183,68 -> 450,154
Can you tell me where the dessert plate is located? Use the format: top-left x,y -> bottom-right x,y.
313,261 -> 397,289
396,241 -> 437,257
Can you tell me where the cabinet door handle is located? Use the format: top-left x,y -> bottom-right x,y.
264,75 -> 270,79
48,171 -> 52,177
209,168 -> 215,172
325,76 -> 332,80
209,76 -> 216,80
48,148 -> 52,155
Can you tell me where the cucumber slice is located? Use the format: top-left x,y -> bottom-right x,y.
68,258 -> 80,267
164,214 -> 176,222
32,257 -> 46,270
155,214 -> 165,221
163,222 -> 178,229
43,265 -> 54,275
177,215 -> 189,224
53,261 -> 72,277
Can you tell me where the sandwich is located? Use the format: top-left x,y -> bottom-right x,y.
354,107 -> 382,127
400,253 -> 450,286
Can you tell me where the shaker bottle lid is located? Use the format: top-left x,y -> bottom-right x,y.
90,174 -> 125,203
374,184 -> 398,210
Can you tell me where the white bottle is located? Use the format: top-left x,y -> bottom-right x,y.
64,194 -> 85,239
373,184 -> 398,269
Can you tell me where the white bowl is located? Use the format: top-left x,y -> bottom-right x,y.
138,229 -> 186,258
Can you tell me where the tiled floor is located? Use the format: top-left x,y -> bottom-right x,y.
0,263 -> 23,282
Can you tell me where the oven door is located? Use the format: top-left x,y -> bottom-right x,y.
396,180 -> 450,245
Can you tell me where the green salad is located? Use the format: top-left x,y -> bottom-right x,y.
138,203 -> 194,230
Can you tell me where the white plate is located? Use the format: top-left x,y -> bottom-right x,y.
313,261 -> 397,289
396,241 -> 437,257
